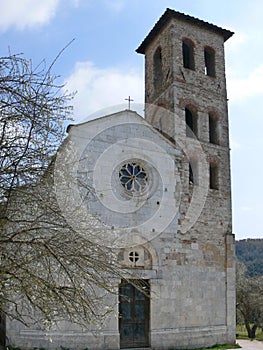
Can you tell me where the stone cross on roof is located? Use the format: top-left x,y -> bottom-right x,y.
125,96 -> 134,110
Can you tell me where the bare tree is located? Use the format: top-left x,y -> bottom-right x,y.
0,52 -> 72,198
0,53 -> 126,330
236,262 -> 263,338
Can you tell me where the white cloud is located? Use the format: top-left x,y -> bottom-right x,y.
227,64 -> 263,102
226,31 -> 248,54
67,0 -> 125,12
105,0 -> 125,12
241,206 -> 253,212
71,0 -> 81,7
0,0 -> 59,31
64,61 -> 144,122
229,138 -> 242,151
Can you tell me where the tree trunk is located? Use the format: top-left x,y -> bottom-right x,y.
250,324 -> 257,339
245,320 -> 257,339
0,310 -> 6,349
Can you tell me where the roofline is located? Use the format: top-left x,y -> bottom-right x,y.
66,109 -> 143,133
66,109 -> 178,150
136,8 -> 234,54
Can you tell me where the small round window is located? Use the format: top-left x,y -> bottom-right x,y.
119,162 -> 148,193
129,251 -> 139,263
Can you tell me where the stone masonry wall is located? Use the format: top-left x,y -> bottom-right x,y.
143,14 -> 236,348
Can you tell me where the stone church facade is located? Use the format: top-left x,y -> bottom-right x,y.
7,9 -> 236,350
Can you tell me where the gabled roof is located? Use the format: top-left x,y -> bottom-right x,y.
66,109 -> 178,151
136,8 -> 234,54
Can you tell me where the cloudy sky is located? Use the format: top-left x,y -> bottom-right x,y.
1,0 -> 262,240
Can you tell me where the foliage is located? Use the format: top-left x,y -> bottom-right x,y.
0,52 -> 126,329
236,239 -> 263,277
236,262 -> 263,339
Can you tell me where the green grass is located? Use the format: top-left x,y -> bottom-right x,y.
207,345 -> 240,349
236,324 -> 263,341
168,344 -> 241,350
6,344 -> 241,350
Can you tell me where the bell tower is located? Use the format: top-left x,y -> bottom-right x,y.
136,9 -> 233,143
137,8 -> 236,346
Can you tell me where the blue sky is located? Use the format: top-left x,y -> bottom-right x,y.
1,0 -> 262,240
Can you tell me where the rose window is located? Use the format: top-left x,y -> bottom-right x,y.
119,162 -> 148,192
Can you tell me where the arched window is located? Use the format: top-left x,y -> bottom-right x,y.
209,163 -> 219,190
154,47 -> 163,93
185,106 -> 197,137
204,47 -> 215,77
182,39 -> 195,70
189,161 -> 198,185
209,113 -> 219,144
189,163 -> 194,185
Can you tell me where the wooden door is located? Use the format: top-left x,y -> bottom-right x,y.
119,280 -> 150,348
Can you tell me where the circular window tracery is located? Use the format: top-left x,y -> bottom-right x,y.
119,162 -> 148,193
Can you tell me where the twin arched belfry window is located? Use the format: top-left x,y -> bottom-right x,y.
182,39 -> 216,76
153,41 -> 216,96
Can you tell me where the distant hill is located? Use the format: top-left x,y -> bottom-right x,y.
236,239 -> 263,277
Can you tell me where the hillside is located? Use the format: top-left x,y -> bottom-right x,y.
236,239 -> 263,277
